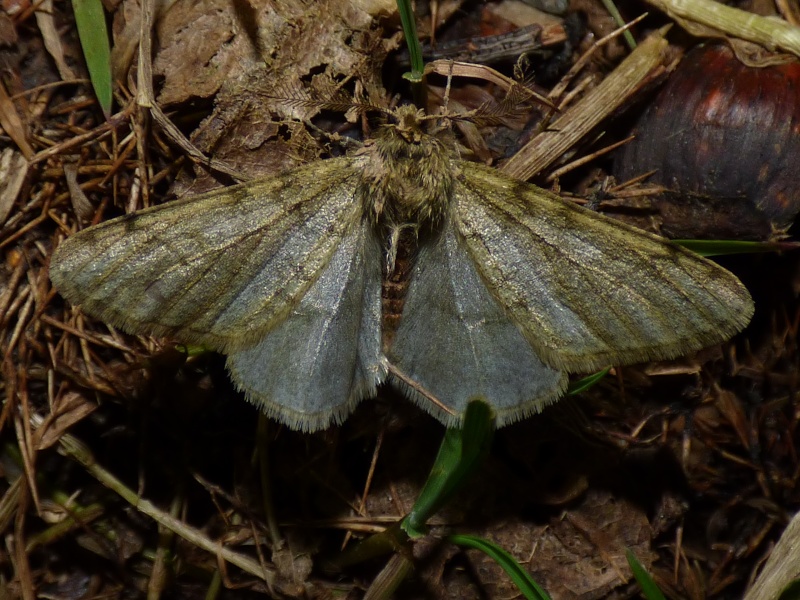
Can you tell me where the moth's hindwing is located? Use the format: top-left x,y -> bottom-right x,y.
226,223 -> 386,431
389,224 -> 568,427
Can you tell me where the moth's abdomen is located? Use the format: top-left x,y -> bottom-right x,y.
381,231 -> 416,350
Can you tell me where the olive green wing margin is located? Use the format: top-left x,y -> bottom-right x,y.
453,162 -> 754,373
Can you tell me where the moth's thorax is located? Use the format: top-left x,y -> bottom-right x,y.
357,109 -> 455,234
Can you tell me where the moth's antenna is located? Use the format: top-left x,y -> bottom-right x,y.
266,82 -> 385,118
442,60 -> 454,115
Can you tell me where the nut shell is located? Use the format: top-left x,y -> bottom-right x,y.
615,44 -> 800,236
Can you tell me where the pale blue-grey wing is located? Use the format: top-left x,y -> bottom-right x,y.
49,158 -> 362,354
388,224 -> 568,428
453,161 -> 754,373
226,224 -> 386,431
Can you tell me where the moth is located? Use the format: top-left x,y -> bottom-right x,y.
49,106 -> 754,431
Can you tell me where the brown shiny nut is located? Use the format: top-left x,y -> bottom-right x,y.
615,44 -> 800,237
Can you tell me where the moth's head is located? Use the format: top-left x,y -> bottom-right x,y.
385,105 -> 436,143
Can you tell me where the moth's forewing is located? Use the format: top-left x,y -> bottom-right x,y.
389,225 -> 568,427
226,224 -> 386,431
49,158 -> 361,355
452,162 -> 754,374
49,158 -> 391,431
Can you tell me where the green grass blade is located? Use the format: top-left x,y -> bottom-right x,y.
402,399 -> 494,537
626,549 -> 666,600
333,401 -> 494,568
449,534 -> 552,600
568,367 -> 611,395
778,579 -> 800,600
395,0 -> 424,82
599,0 -> 636,49
72,0 -> 112,115
675,239 -> 800,257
